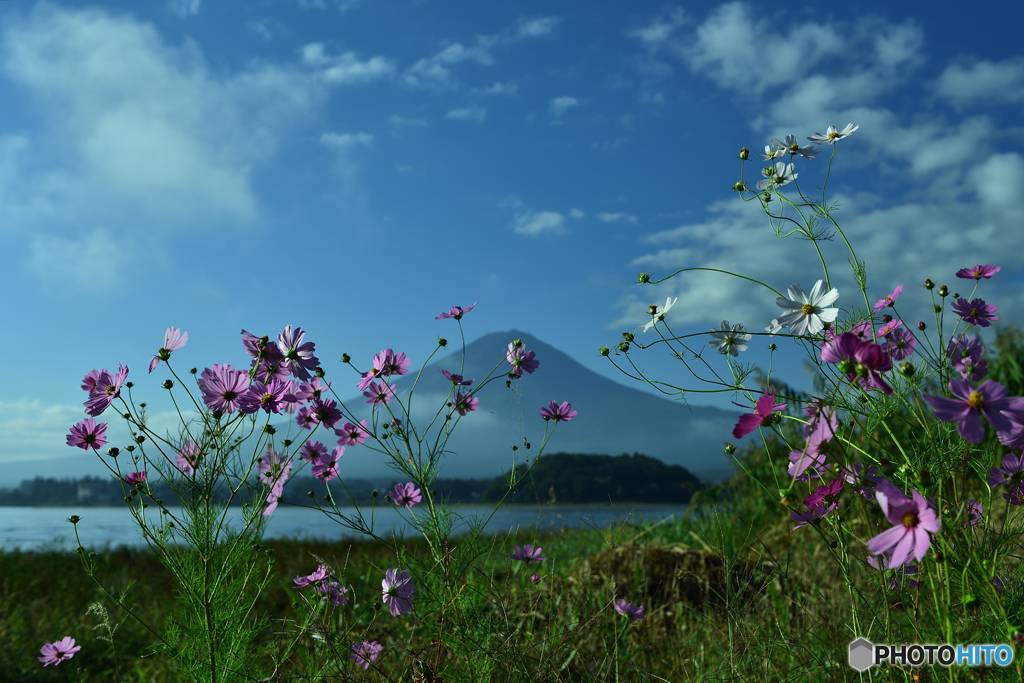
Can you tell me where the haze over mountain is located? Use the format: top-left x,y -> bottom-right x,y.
330,330 -> 742,483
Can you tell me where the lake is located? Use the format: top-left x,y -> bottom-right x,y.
0,503 -> 688,551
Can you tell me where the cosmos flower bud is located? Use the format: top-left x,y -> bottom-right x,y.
881,314 -> 893,324
437,337 -> 447,347
724,443 -> 736,455
162,380 -> 173,389
917,321 -> 926,331
68,515 -> 80,524
107,447 -> 119,457
622,331 -> 635,343
618,342 -> 630,353
938,285 -> 948,297
924,279 -> 934,290
637,272 -> 651,283
599,346 -> 610,356
762,192 -> 772,202
341,353 -> 351,363
739,147 -> 749,160
899,361 -> 915,377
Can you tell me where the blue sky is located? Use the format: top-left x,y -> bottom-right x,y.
2,0 -> 1023,483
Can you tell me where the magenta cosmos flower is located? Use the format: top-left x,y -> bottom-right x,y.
199,364 -> 250,414
149,326 -> 188,373
731,387 -> 787,439
450,390 -> 479,416
613,599 -> 647,620
881,327 -> 916,361
314,580 -> 348,606
956,264 -> 1000,280
238,379 -> 292,415
176,441 -> 203,475
788,414 -> 836,481
436,302 -> 477,320
357,349 -> 410,391
123,471 -> 146,487
258,447 -> 292,516
820,332 -> 893,395
390,482 -> 422,508
298,440 -> 328,463
351,641 -> 382,670
363,380 -> 397,406
84,363 -> 129,416
66,418 -> 107,451
276,325 -> 320,381
867,487 -> 939,568
382,568 -> 415,616
241,329 -> 284,364
507,342 -> 539,378
951,297 -> 998,327
38,636 -> 81,666
335,420 -> 369,447
510,544 -> 546,564
539,401 -> 577,422
922,379 -> 1023,444
947,334 -> 987,381
294,564 -> 332,588
309,398 -> 343,429
311,446 -> 343,483
873,285 -> 903,312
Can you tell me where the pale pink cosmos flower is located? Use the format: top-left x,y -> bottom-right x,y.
450,390 -> 479,416
876,319 -> 903,337
539,401 -> 577,422
881,328 -> 917,361
867,487 -> 939,568
363,381 -> 397,406
732,388 -> 787,439
298,440 -> 328,464
314,580 -> 349,606
922,379 -> 1024,444
85,363 -> 129,417
293,564 -> 332,588
276,325 -> 320,381
176,441 -> 203,475
241,329 -> 284,364
873,286 -> 903,312
382,568 -> 415,616
310,398 -> 343,429
440,369 -> 474,386
149,327 -> 188,374
642,298 -> 677,333
506,342 -> 539,377
311,446 -> 343,483
38,636 -> 81,666
199,364 -> 250,414
258,447 -> 292,516
335,420 -> 370,447
436,302 -> 477,320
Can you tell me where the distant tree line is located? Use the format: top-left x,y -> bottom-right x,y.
0,453 -> 702,507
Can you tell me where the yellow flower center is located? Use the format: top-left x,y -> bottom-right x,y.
970,308 -> 979,317
789,143 -> 799,152
973,269 -> 982,277
829,131 -> 840,140
902,512 -> 919,528
968,391 -> 984,409
801,303 -> 816,315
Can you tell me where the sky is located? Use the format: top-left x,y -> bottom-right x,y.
1,0 -> 1023,485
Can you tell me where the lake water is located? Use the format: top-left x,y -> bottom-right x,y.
0,504 -> 688,551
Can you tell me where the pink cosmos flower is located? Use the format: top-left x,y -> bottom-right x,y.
238,379 -> 291,415
382,568 -> 415,616
440,369 -> 474,386
539,401 -> 577,422
529,574 -> 541,583
997,411 -> 1024,451
951,297 -> 998,327
510,544 -> 546,564
876,319 -> 903,337
988,453 -> 1024,491
241,329 -> 284,364
258,447 -> 292,516
820,332 -> 893,395
176,441 -> 203,475
149,327 -> 188,374
298,440 -> 328,464
375,349 -> 410,377
790,503 -> 838,531
314,580 -> 349,606
276,325 -> 320,381
507,342 -> 539,378
311,447 -> 343,483
947,334 -> 985,373
436,302 -> 477,320
199,364 -> 250,414
81,369 -> 105,394
613,599 -> 647,620
873,285 -> 903,312
335,420 -> 369,447
881,328 -> 917,361
38,637 -> 81,666
787,426 -> 830,482
731,387 -> 787,439
310,398 -> 343,429
390,482 -> 422,508
294,564 -> 332,588
123,471 -> 146,487
867,487 -> 940,568
960,499 -> 983,528
351,641 -> 382,670
363,380 -> 397,406
66,418 -> 108,451
296,378 -> 330,403
922,379 -> 1023,444
295,405 -> 318,429
956,264 -> 1000,280
843,464 -> 883,501
84,363 -> 129,417
450,390 -> 479,416
804,478 -> 843,509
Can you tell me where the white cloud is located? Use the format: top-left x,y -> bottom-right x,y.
168,0 -> 201,18
935,57 -> 1024,108
549,96 -> 579,119
446,106 -> 486,123
628,8 -> 686,47
0,3 -> 324,264
301,43 -> 395,85
30,229 -> 130,290
0,399 -> 92,465
569,209 -> 585,219
403,37 -> 498,88
516,17 -> 560,39
388,114 -> 427,128
248,20 -> 273,41
513,210 -> 568,237
320,132 -> 374,149
481,81 -> 519,96
597,212 -> 638,225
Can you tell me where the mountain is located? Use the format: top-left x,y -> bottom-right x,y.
324,330 -> 742,483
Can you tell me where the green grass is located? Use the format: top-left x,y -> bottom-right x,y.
2,497 -> 1020,682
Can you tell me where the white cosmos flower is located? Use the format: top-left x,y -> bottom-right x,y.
807,123 -> 858,145
708,321 -> 752,357
757,140 -> 785,160
756,161 -> 797,191
774,134 -> 820,160
642,297 -> 678,332
770,281 -> 840,336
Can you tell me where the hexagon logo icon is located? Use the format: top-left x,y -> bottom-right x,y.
849,638 -> 875,671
